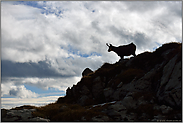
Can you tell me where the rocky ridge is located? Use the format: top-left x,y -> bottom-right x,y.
1,42 -> 182,122
57,42 -> 182,121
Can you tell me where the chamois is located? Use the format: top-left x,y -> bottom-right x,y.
106,42 -> 136,59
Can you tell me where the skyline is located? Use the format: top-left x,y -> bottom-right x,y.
1,1 -> 182,109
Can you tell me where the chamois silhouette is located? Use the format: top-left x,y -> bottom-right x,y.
106,42 -> 136,59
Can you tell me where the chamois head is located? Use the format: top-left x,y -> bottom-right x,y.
106,43 -> 113,52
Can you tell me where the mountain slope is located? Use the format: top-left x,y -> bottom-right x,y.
2,42 -> 182,122
55,42 -> 182,121
58,42 -> 181,107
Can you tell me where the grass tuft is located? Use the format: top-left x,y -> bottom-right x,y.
32,102 -> 109,121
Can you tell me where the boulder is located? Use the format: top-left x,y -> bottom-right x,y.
91,115 -> 109,122
106,102 -> 127,120
78,95 -> 90,106
106,110 -> 121,121
1,109 -> 50,122
103,87 -> 114,101
159,105 -> 173,114
82,68 -> 93,77
121,96 -> 137,109
125,113 -> 137,121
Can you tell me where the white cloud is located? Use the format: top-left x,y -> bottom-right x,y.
1,77 -> 81,97
1,96 -> 61,109
1,83 -> 38,98
2,1 -> 181,63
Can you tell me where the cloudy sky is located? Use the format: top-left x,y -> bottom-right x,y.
1,1 -> 182,109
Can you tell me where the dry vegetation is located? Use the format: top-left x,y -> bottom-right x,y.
32,102 -> 111,121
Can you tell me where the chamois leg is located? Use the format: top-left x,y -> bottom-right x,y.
118,56 -> 124,62
120,56 -> 124,59
132,52 -> 136,57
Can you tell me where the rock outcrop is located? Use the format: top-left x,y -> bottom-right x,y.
56,42 -> 182,121
1,108 -> 50,122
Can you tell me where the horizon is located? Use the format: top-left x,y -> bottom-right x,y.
1,1 -> 182,109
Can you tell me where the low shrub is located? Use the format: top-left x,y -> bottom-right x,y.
32,102 -> 109,121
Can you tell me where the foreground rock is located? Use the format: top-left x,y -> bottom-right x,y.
88,100 -> 181,122
1,108 -> 50,122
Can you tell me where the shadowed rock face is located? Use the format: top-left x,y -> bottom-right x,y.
56,42 -> 181,121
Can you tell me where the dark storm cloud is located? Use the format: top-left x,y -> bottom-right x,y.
1,60 -> 72,78
9,89 -> 18,96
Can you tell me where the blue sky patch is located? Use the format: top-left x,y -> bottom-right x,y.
66,45 -> 101,58
12,1 -> 64,17
24,84 -> 65,97
13,1 -> 45,9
